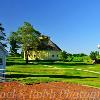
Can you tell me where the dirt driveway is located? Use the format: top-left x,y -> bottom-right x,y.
0,82 -> 100,100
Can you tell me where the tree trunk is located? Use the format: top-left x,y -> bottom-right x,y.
25,51 -> 29,64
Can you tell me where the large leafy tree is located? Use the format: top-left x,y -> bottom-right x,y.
0,23 -> 7,47
8,32 -> 20,55
17,22 -> 40,63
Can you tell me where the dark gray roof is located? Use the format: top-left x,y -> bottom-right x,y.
37,36 -> 61,51
48,40 -> 61,51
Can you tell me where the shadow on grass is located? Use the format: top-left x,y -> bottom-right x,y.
6,61 -> 93,66
41,62 -> 93,66
6,74 -> 98,79
6,62 -> 37,66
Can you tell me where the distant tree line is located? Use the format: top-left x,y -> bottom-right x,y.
61,50 -> 100,64
60,51 -> 88,62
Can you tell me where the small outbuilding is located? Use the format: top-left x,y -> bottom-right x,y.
0,43 -> 8,81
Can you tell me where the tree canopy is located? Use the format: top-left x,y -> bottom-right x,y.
17,22 -> 40,63
90,51 -> 99,61
8,32 -> 20,55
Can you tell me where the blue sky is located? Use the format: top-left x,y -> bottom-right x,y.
0,0 -> 100,54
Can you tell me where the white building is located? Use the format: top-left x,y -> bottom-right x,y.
24,35 -> 62,60
0,43 -> 8,81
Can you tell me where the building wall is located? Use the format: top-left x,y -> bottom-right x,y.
0,48 -> 6,78
0,48 -> 6,68
24,50 -> 61,60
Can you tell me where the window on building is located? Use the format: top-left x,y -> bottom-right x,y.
34,55 -> 36,57
52,55 -> 54,57
0,58 -> 3,65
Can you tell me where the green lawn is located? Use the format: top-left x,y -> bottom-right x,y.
6,56 -> 100,88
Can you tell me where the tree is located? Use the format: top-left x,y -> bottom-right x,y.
0,23 -> 7,47
67,53 -> 73,61
17,22 -> 40,64
90,51 -> 99,61
8,32 -> 20,55
60,51 -> 68,61
72,53 -> 87,57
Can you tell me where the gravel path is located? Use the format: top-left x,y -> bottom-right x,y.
0,82 -> 100,100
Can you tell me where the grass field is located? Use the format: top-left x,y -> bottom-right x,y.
6,56 -> 100,88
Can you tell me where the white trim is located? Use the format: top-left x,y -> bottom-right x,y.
0,69 -> 5,70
